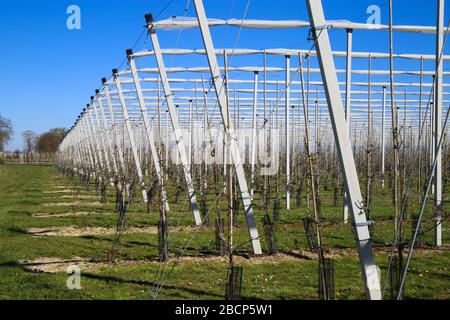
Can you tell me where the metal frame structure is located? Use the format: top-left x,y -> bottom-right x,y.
56,0 -> 449,300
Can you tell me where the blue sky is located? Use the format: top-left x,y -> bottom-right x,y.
0,0 -> 448,151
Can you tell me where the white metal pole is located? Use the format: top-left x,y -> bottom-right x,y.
381,86 -> 386,190
165,109 -> 169,181
191,1 -> 262,254
305,0 -> 381,300
285,55 -> 291,210
189,99 -> 193,171
434,0 -> 444,247
102,78 -> 127,178
250,71 -> 259,199
343,29 -> 352,223
91,98 -> 114,186
113,69 -> 148,203
95,92 -> 119,179
128,52 -> 170,212
146,17 -> 202,225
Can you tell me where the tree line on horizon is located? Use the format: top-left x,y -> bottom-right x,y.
0,113 -> 66,154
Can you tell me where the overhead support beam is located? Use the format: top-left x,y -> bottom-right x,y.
305,0 -> 381,299
192,0 -> 262,255
145,14 -> 202,226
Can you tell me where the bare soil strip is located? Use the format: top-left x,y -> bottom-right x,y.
27,226 -> 158,237
17,253 -> 307,274
42,190 -> 77,194
26,224 -> 210,237
18,242 -> 449,275
17,246 -> 447,275
41,201 -> 105,207
60,195 -> 101,200
32,211 -> 113,218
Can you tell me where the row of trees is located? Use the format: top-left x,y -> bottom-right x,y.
22,128 -> 67,154
0,113 -> 66,154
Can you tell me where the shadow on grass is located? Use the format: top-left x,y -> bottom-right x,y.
80,272 -> 225,299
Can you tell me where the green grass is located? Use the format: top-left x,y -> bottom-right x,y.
0,163 -> 448,300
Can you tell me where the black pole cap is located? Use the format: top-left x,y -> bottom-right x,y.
102,77 -> 107,84
145,13 -> 154,25
95,89 -> 100,95
126,48 -> 133,58
112,69 -> 118,76
90,96 -> 94,101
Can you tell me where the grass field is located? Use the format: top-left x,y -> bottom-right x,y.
0,164 -> 448,300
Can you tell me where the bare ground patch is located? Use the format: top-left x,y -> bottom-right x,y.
32,211 -> 114,218
16,257 -> 140,274
16,246 -> 450,274
60,195 -> 101,200
42,189 -> 77,194
26,226 -> 158,237
25,224 -> 210,237
41,201 -> 106,207
324,245 -> 450,258
17,253 -> 310,274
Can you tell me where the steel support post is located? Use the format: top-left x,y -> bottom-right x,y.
80,115 -> 98,178
95,92 -> 119,178
103,78 -> 127,177
434,0 -> 444,247
87,106 -> 107,180
113,69 -> 148,203
145,18 -> 202,225
381,86 -> 386,190
192,0 -> 262,254
165,110 -> 169,181
285,55 -> 291,210
91,99 -> 114,185
128,52 -> 170,213
74,125 -> 90,175
189,99 -> 193,171
343,29 -> 352,223
305,0 -> 381,299
250,71 -> 259,199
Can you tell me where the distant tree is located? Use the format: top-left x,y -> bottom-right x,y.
0,115 -> 13,152
22,130 -> 37,154
49,128 -> 67,140
36,128 -> 67,153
